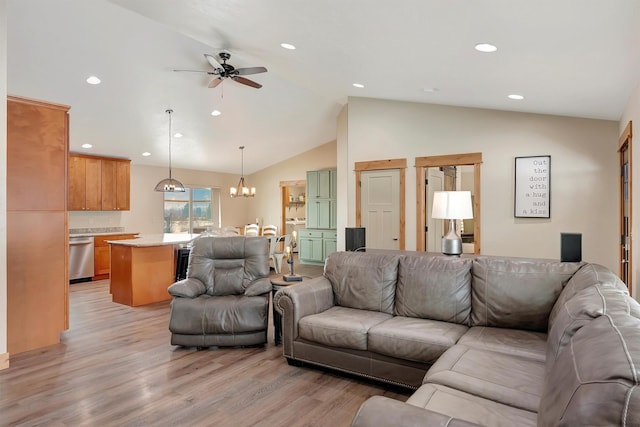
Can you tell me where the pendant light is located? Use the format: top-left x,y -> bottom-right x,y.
154,109 -> 185,192
230,146 -> 256,198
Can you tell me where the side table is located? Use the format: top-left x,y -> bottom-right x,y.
271,277 -> 303,345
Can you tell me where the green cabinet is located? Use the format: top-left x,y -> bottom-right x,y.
306,169 -> 336,229
302,169 -> 337,265
299,229 -> 337,265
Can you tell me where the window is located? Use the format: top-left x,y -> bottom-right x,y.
163,187 -> 221,233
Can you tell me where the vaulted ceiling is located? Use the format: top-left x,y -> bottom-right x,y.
7,0 -> 640,173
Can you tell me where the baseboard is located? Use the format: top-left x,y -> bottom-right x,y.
0,352 -> 9,370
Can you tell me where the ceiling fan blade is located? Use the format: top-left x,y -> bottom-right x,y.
208,77 -> 223,88
204,53 -> 223,70
173,69 -> 216,74
234,66 -> 268,76
232,76 -> 262,89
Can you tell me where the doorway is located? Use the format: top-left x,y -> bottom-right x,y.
416,153 -> 482,253
619,121 -> 632,294
355,158 -> 406,250
361,169 -> 401,250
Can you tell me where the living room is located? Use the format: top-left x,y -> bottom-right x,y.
2,1 -> 640,426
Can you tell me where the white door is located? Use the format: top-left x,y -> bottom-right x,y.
427,168 -> 444,252
361,169 -> 400,250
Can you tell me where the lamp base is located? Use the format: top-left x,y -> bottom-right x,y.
283,274 -> 303,282
441,219 -> 462,256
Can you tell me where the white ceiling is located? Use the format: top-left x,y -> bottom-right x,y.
7,0 -> 640,174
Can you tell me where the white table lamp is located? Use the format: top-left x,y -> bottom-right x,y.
431,191 -> 474,256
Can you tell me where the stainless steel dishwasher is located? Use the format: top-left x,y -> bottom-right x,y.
69,236 -> 95,283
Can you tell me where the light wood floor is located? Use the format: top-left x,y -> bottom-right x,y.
0,264 -> 410,426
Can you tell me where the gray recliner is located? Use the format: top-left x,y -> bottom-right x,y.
167,236 -> 272,347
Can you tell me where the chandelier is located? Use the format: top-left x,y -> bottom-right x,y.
230,146 -> 256,198
154,109 -> 185,192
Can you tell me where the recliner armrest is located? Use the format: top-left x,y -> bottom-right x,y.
351,396 -> 481,427
168,278 -> 206,298
244,277 -> 272,296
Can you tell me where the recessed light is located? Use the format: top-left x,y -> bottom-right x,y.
173,132 -> 183,138
81,143 -> 92,149
211,110 -> 222,116
280,43 -> 296,50
352,83 -> 364,88
142,152 -> 151,157
508,94 -> 524,100
474,43 -> 498,53
86,76 -> 101,85
423,87 -> 440,93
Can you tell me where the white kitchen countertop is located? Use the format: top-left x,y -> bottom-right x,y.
70,231 -> 140,237
106,233 -> 199,247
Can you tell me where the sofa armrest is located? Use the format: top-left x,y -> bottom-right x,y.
274,276 -> 335,357
167,278 -> 206,298
351,396 -> 482,427
244,277 -> 272,296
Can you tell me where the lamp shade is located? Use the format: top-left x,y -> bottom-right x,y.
431,191 -> 474,219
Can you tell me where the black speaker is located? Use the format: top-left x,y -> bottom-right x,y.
561,233 -> 582,262
345,227 -> 366,251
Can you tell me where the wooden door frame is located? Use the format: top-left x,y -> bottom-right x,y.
415,153 -> 482,253
280,180 -> 306,237
619,121 -> 633,295
355,159 -> 407,250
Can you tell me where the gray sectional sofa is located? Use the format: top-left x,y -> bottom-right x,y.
274,251 -> 640,426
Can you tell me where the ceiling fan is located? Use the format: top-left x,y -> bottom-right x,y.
174,52 -> 267,89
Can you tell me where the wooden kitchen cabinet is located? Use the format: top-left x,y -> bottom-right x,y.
7,95 -> 70,356
68,155 -> 101,211
69,153 -> 130,211
93,233 -> 138,280
101,159 -> 131,211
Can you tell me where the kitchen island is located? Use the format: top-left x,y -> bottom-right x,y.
107,234 -> 198,307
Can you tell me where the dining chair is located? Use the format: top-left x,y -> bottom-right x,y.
262,224 -> 278,237
244,223 -> 260,236
271,234 -> 291,274
222,226 -> 240,235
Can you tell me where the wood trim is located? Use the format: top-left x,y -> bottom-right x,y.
415,152 -> 483,168
355,159 -> 407,249
0,353 -> 9,370
355,158 -> 407,171
619,121 -> 633,295
7,95 -> 70,111
279,180 -> 307,237
416,167 -> 426,250
415,152 -> 483,253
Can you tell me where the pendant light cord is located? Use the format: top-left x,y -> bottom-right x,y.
166,109 -> 173,180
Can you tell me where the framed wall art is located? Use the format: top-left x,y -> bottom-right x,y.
514,155 -> 550,218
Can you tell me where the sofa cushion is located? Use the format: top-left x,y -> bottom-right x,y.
298,306 -> 392,351
458,326 -> 546,362
546,284 -> 640,370
368,316 -> 468,364
425,345 -> 545,412
548,262 -> 628,329
470,257 -> 582,332
538,314 -> 640,427
324,252 -> 399,314
395,255 -> 472,324
169,294 -> 268,335
407,383 -> 537,427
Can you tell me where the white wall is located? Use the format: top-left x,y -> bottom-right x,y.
336,105 -> 349,250
620,81 -> 640,298
0,0 -> 8,364
248,141 -> 337,229
343,97 -> 619,271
